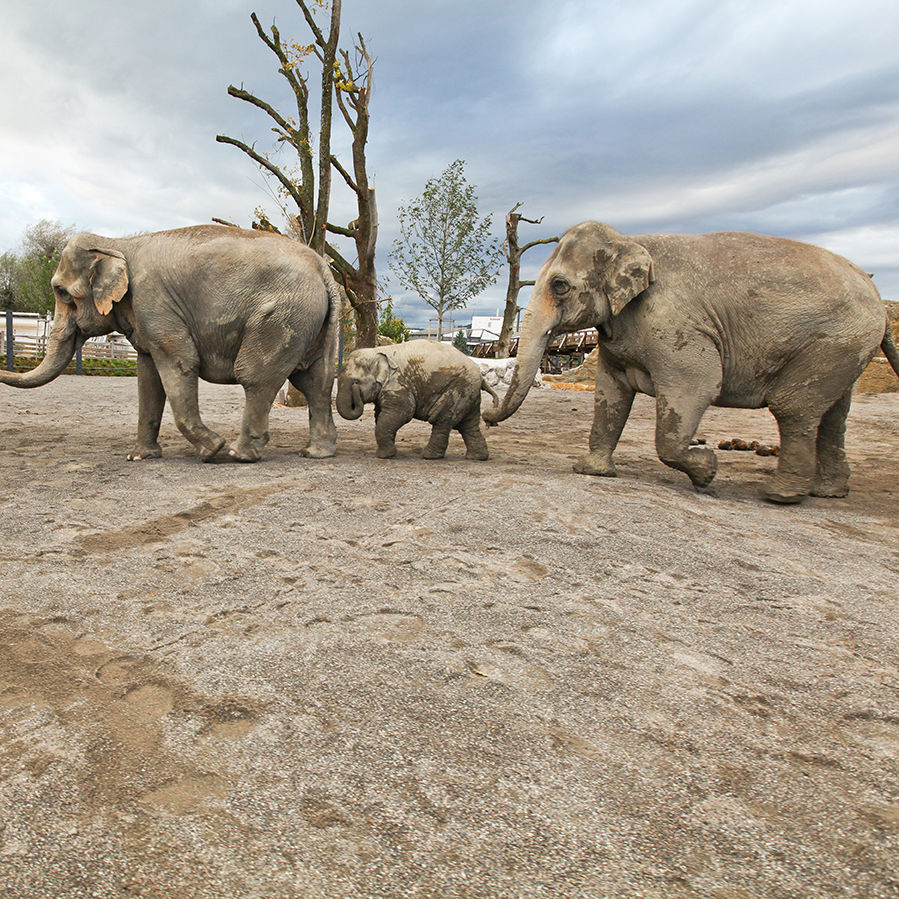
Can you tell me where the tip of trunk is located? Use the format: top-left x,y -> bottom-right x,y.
336,380 -> 365,420
0,324 -> 77,388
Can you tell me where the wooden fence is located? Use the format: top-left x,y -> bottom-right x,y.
2,311 -> 137,370
471,328 -> 600,372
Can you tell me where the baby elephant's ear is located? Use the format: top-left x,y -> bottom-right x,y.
375,350 -> 400,378
608,243 -> 654,316
88,247 -> 129,315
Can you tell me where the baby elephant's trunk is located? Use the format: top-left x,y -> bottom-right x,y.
335,374 -> 365,420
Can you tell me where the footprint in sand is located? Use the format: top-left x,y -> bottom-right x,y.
123,682 -> 176,719
140,774 -> 227,815
349,610 -> 425,643
200,700 -> 261,740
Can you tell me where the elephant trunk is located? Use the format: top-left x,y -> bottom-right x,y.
335,374 -> 365,420
482,302 -> 555,424
0,304 -> 78,389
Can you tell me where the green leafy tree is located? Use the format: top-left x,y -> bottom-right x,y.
1,220 -> 75,314
389,159 -> 502,342
0,252 -> 17,310
452,330 -> 470,355
377,298 -> 410,343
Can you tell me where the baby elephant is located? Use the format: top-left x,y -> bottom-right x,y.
336,342 -> 499,460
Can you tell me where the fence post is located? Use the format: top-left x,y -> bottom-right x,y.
5,310 -> 12,372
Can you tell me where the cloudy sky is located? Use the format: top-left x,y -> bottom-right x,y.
2,0 -> 897,326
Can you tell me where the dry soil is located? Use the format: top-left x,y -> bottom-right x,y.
1,375 -> 897,898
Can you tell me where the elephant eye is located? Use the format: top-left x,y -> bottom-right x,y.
53,286 -> 73,304
550,276 -> 570,297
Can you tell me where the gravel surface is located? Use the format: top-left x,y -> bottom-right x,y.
1,375 -> 897,898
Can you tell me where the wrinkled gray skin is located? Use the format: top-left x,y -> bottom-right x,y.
0,226 -> 339,462
336,341 -> 499,460
484,221 -> 899,503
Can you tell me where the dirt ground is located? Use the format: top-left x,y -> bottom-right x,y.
1,375 -> 897,899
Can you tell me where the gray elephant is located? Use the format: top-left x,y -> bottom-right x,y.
0,225 -> 339,462
336,341 -> 499,460
483,221 -> 899,503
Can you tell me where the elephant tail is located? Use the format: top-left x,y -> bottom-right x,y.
480,375 -> 500,407
881,317 -> 899,378
319,263 -> 341,375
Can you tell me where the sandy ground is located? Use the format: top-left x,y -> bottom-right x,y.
1,375 -> 897,899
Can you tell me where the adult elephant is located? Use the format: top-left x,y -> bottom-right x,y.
0,225 -> 339,462
483,221 -> 898,503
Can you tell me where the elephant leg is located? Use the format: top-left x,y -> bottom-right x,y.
458,409 -> 489,461
373,410 -> 407,458
127,353 -> 166,460
654,387 -> 718,488
229,382 -> 282,462
154,358 -> 226,461
423,421 -> 452,459
573,362 -> 635,476
812,389 -> 852,498
289,363 -> 337,459
766,407 -> 821,504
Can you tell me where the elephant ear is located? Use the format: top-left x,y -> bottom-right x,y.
375,350 -> 400,386
88,247 -> 129,315
606,243 -> 654,316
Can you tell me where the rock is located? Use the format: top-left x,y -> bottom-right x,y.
473,358 -> 542,388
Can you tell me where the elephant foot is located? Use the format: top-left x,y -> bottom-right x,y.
573,454 -> 616,477
766,471 -> 812,504
681,448 -> 718,489
299,443 -> 337,459
465,449 -> 489,461
199,436 -> 227,462
687,468 -> 717,489
375,446 -> 397,459
422,448 -> 447,460
127,444 -> 162,461
227,447 -> 262,463
811,479 -> 849,498
228,434 -> 267,462
764,487 -> 806,504
812,463 -> 850,497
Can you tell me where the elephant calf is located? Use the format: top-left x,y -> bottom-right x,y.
336,342 -> 499,460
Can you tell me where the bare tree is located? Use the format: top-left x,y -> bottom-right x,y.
497,203 -> 558,358
216,2 -> 380,346
216,3 -> 339,247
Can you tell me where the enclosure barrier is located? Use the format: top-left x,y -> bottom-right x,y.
2,310 -> 138,374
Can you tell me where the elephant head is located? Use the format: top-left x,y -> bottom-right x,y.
483,221 -> 654,424
335,347 -> 397,419
0,233 -> 128,388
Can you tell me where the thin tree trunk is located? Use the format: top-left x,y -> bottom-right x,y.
498,204 -> 558,357
327,34 -> 378,346
312,0 -> 341,256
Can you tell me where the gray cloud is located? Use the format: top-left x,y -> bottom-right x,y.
1,0 -> 897,326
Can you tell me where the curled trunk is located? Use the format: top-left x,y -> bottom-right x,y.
0,309 -> 78,388
335,375 -> 364,420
